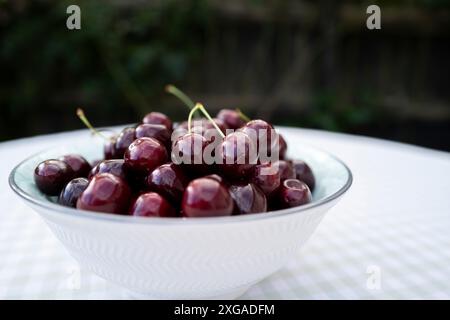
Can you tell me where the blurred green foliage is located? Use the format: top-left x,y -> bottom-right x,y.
0,0 -> 210,140
0,0 -> 449,150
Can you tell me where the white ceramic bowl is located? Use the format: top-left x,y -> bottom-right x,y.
9,135 -> 352,299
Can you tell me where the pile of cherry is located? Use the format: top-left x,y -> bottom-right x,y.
34,90 -> 315,218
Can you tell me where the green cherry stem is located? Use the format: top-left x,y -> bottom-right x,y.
165,84 -> 195,110
188,103 -> 225,138
76,108 -> 113,141
197,103 -> 225,138
236,108 -> 251,122
187,104 -> 202,134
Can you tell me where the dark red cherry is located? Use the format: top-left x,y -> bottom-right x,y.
89,159 -> 127,181
171,133 -> 209,176
173,119 -> 225,146
211,118 -> 228,131
115,127 -> 136,158
277,179 -> 312,208
124,137 -> 168,175
292,160 -> 315,191
250,162 -> 281,196
135,123 -> 171,150
203,174 -> 224,183
129,192 -> 177,217
146,163 -> 188,203
142,112 -> 172,131
171,126 -> 189,148
182,178 -> 233,217
240,119 -> 278,157
175,120 -> 190,130
58,177 -> 89,208
270,133 -> 288,160
218,131 -> 257,180
34,160 -> 74,196
104,136 -> 120,159
191,118 -> 227,133
229,183 -> 267,215
91,159 -> 102,168
274,160 -> 295,181
278,134 -> 287,160
59,154 -> 91,178
217,109 -> 246,130
76,173 -> 131,214
191,118 -> 227,144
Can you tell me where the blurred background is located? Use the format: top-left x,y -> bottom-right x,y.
0,0 -> 449,150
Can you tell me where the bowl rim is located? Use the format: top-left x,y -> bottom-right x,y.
8,143 -> 353,225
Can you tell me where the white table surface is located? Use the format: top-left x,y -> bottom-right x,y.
1,127 -> 449,299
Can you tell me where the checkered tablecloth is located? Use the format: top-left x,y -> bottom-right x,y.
1,128 -> 450,299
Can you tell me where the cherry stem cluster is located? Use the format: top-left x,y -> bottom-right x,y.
188,103 -> 225,138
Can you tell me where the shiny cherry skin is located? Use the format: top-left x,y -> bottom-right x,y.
175,120 -> 189,131
104,136 -> 120,159
191,118 -> 227,133
142,112 -> 172,131
34,160 -> 74,196
218,131 -> 257,180
59,154 -> 91,178
278,134 -> 288,160
274,160 -> 295,181
135,123 -> 171,150
58,177 -> 89,208
270,134 -> 288,159
91,159 -> 102,168
171,126 -> 189,148
171,133 -> 209,176
216,109 -> 246,129
277,179 -> 312,208
292,160 -> 315,191
77,173 -> 131,214
173,118 -> 226,143
115,127 -> 136,158
191,118 -> 227,144
129,192 -> 177,217
250,162 -> 281,196
229,183 -> 267,215
146,163 -> 188,203
209,118 -> 228,132
203,174 -> 224,183
89,159 -> 127,181
124,137 -> 168,175
240,119 -> 278,155
182,178 -> 233,217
